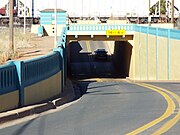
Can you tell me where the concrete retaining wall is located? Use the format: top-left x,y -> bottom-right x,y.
24,71 -> 62,106
113,41 -> 133,78
0,91 -> 19,112
129,27 -> 180,81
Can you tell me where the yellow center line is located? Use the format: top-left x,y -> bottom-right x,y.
141,83 -> 180,135
126,83 -> 176,135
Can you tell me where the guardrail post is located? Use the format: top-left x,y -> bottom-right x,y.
13,61 -> 24,107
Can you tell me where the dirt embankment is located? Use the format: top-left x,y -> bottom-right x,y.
0,28 -> 54,65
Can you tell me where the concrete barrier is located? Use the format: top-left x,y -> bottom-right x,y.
129,26 -> 180,81
0,62 -> 19,112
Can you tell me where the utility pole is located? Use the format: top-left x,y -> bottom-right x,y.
24,0 -> 26,34
149,0 -> 150,13
32,0 -> 34,17
9,0 -> 14,53
148,0 -> 151,25
166,0 -> 168,22
82,0 -> 83,18
54,0 -> 57,48
171,0 -> 174,26
159,0 -> 161,17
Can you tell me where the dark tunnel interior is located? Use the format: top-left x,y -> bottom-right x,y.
67,41 -> 133,80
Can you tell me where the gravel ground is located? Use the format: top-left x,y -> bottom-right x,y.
0,27 -> 55,64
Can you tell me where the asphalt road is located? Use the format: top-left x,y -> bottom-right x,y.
0,80 -> 167,135
147,82 -> 180,135
0,41 -> 179,135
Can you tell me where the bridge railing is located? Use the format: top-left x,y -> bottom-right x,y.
0,62 -> 19,94
134,25 -> 180,40
69,24 -> 134,31
22,52 -> 61,88
170,29 -> 180,40
0,26 -> 67,112
0,62 -> 19,112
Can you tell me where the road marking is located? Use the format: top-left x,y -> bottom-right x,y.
126,83 -> 176,135
141,83 -> 180,135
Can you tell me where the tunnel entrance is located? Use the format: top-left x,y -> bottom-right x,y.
67,41 -> 133,80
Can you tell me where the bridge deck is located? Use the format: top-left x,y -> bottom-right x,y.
66,31 -> 134,42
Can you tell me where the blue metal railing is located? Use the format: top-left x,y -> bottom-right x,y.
140,26 -> 148,34
170,29 -> 180,40
158,28 -> 168,38
22,52 -> 62,87
149,27 -> 157,35
0,62 -> 19,94
68,24 -> 180,40
69,24 -> 135,31
134,25 -> 180,40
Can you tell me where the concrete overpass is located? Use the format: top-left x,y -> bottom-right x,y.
66,25 -> 134,42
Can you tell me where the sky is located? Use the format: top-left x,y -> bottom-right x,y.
1,0 -> 180,16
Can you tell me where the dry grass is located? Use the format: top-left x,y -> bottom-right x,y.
0,28 -> 36,64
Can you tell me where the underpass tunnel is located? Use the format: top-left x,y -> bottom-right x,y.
67,40 -> 133,79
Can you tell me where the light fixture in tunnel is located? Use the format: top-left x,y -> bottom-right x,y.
75,35 -> 78,38
122,35 -> 125,38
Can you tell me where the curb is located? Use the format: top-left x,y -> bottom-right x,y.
126,77 -> 180,83
0,80 -> 75,124
0,94 -> 75,124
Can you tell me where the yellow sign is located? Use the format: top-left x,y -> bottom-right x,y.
106,30 -> 126,36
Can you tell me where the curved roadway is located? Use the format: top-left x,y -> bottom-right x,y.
0,80 -> 167,135
0,41 -> 179,135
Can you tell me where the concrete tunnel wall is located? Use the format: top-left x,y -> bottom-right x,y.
113,41 -> 133,78
129,31 -> 180,81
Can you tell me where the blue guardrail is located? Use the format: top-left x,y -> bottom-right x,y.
22,52 -> 62,87
0,62 -> 19,95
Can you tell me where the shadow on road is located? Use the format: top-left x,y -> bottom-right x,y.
12,117 -> 38,135
72,80 -> 156,100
